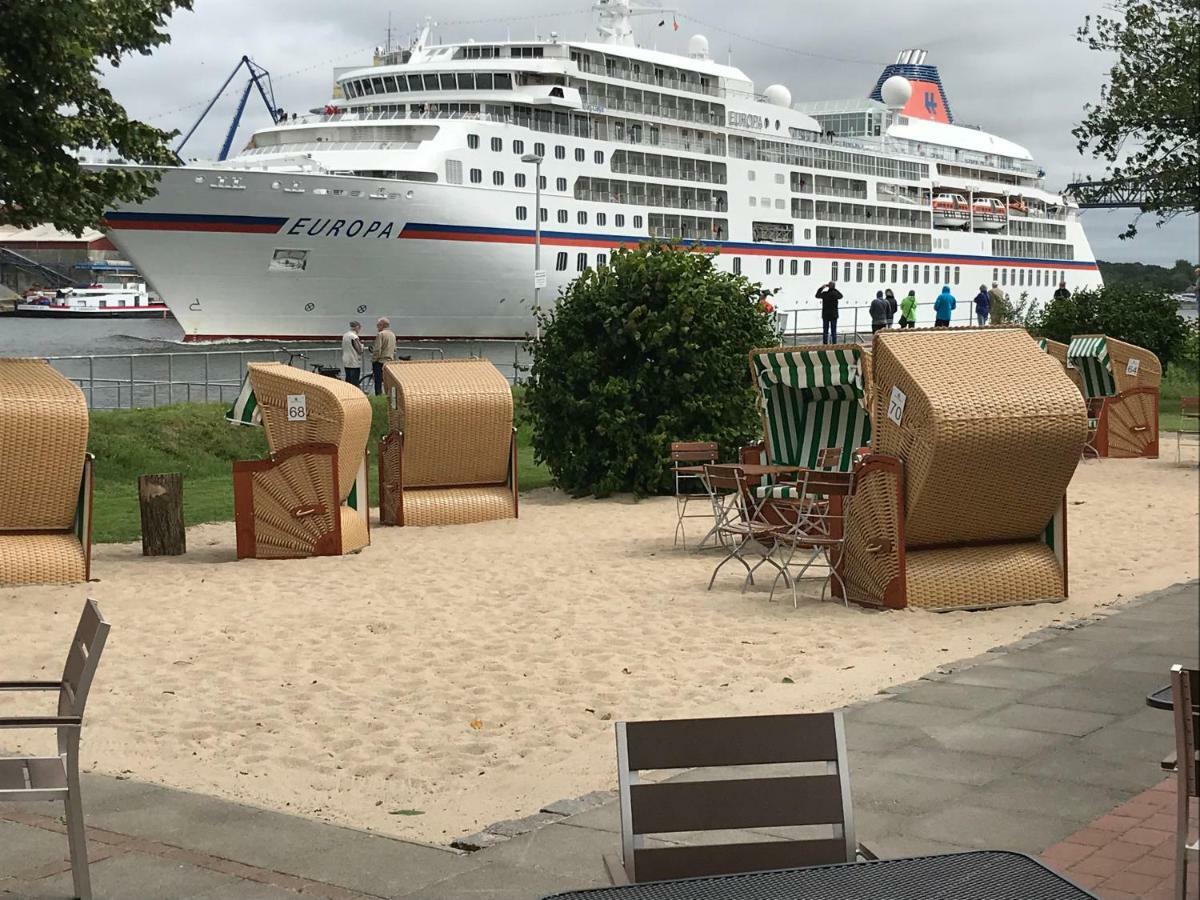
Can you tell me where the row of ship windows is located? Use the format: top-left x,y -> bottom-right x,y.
554,251 -> 609,272
515,207 -> 644,229
468,134 -> 606,164
996,267 -> 1067,287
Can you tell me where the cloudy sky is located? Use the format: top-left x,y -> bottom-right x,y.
102,0 -> 1196,265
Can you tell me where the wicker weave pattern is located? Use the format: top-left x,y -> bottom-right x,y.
248,452 -> 340,558
905,542 -> 1065,610
842,464 -> 903,606
399,486 -> 517,526
1104,389 -> 1159,458
339,506 -> 370,553
247,363 -> 372,499
871,329 -> 1086,547
382,359 -> 513,487
0,359 -> 89,531
1039,338 -> 1084,394
0,534 -> 87,585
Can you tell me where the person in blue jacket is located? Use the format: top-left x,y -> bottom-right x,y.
973,284 -> 991,327
934,285 -> 956,327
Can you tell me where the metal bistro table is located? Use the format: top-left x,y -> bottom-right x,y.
543,851 -> 1100,900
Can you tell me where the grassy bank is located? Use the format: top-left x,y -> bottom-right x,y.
1159,365 -> 1200,433
88,395 -> 552,544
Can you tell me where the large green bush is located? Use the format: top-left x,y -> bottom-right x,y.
1032,283 -> 1189,370
525,242 -> 779,497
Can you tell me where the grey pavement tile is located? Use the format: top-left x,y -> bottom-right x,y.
907,804 -> 1080,854
191,880 -> 308,900
1118,706 -> 1178,735
888,682 -> 1025,711
1022,684 -> 1150,716
854,745 -> 1010,787
846,698 -> 983,730
0,821 -> 68,881
1109,652 -> 1199,675
924,723 -> 1072,758
982,646 -> 1107,676
15,853 -> 241,900
845,769 -> 974,815
464,821 -> 623,886
557,801 -> 620,835
973,703 -> 1116,737
398,861 -> 578,900
1072,725 -> 1165,763
965,773 -> 1133,825
843,721 -> 926,753
942,666 -> 1066,692
1015,745 -> 1169,793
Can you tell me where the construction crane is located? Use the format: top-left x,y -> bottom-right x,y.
174,56 -> 282,162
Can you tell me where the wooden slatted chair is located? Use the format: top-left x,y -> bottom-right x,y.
1170,664 -> 1199,900
0,600 -> 110,900
605,711 -> 873,885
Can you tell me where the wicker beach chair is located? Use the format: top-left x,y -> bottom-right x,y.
1067,335 -> 1161,459
749,344 -> 872,483
377,359 -> 517,527
839,328 -> 1085,611
230,362 -> 371,558
1038,337 -> 1084,395
0,359 -> 94,585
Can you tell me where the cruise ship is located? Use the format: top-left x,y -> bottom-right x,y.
102,0 -> 1101,341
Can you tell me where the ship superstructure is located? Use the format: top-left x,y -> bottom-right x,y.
103,2 -> 1100,340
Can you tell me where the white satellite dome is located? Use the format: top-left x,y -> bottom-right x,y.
687,33 -> 709,59
880,75 -> 912,110
763,83 -> 792,108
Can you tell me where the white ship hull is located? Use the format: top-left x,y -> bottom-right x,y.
106,165 -> 1101,341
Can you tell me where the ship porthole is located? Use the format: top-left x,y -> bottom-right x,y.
405,190 -> 414,200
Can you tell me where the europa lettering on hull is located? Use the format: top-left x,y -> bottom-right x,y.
98,14 -> 1100,342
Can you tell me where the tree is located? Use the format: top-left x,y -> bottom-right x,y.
525,243 -> 780,497
0,1 -> 193,234
1073,0 -> 1200,238
1032,284 -> 1189,370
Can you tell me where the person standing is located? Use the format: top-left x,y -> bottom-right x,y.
933,285 -> 956,328
1053,281 -> 1071,301
371,317 -> 397,396
884,288 -> 898,327
973,284 -> 991,327
987,282 -> 1006,324
341,320 -> 364,387
869,290 -> 889,333
899,289 -> 917,328
816,280 -> 842,344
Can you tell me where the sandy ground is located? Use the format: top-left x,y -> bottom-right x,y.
2,451 -> 1198,844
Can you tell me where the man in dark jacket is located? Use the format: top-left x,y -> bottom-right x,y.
816,281 -> 842,344
1054,281 -> 1071,301
973,284 -> 990,327
869,290 -> 889,333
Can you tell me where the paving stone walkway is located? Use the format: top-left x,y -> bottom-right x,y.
1,580 -> 1196,899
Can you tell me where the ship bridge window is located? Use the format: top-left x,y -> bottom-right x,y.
477,73 -> 494,89
383,76 -> 398,92
458,73 -> 475,90
440,74 -> 456,89
394,75 -> 407,92
511,46 -> 545,58
495,73 -> 512,90
423,74 -> 439,90
407,75 -> 423,90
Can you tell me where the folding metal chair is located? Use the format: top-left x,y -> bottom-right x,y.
704,465 -> 787,592
766,468 -> 854,608
671,441 -> 720,549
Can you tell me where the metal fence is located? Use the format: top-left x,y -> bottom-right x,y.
776,298 -> 990,344
47,341 -> 528,410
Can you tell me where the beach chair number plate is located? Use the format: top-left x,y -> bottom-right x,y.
287,394 -> 308,422
1126,358 -> 1140,376
887,386 -> 907,426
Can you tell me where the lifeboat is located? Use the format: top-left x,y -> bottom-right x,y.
1007,197 -> 1028,216
971,197 -> 1007,231
932,192 -> 969,229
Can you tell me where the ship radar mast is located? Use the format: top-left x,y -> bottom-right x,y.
593,0 -> 677,46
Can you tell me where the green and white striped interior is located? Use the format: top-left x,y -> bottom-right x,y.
751,348 -> 872,472
226,373 -> 262,426
1067,337 -> 1115,398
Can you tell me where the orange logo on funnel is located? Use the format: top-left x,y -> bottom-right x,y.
901,79 -> 950,123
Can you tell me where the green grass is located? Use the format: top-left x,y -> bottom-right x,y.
88,393 -> 551,544
1159,365 -> 1200,434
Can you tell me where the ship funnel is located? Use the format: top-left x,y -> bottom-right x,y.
872,49 -> 951,123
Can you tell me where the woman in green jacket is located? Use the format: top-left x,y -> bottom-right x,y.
899,290 -> 917,328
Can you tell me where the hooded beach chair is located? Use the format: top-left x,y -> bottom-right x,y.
1067,335 -> 1161,458
1038,337 -> 1084,395
749,344 -> 873,491
0,359 -> 94,585
838,328 -> 1085,610
377,359 -> 517,527
229,362 -> 371,558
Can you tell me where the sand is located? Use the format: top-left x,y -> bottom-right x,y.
2,451 -> 1197,844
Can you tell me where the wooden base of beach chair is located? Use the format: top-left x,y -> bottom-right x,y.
1093,388 -> 1159,459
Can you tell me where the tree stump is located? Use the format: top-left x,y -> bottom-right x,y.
138,473 -> 186,556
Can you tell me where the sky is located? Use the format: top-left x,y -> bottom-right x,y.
101,0 -> 1198,266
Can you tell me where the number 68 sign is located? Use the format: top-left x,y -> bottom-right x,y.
286,393 -> 308,422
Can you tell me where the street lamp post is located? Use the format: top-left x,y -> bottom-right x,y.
520,153 -> 544,335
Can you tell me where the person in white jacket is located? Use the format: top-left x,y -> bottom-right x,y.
341,321 -> 364,386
